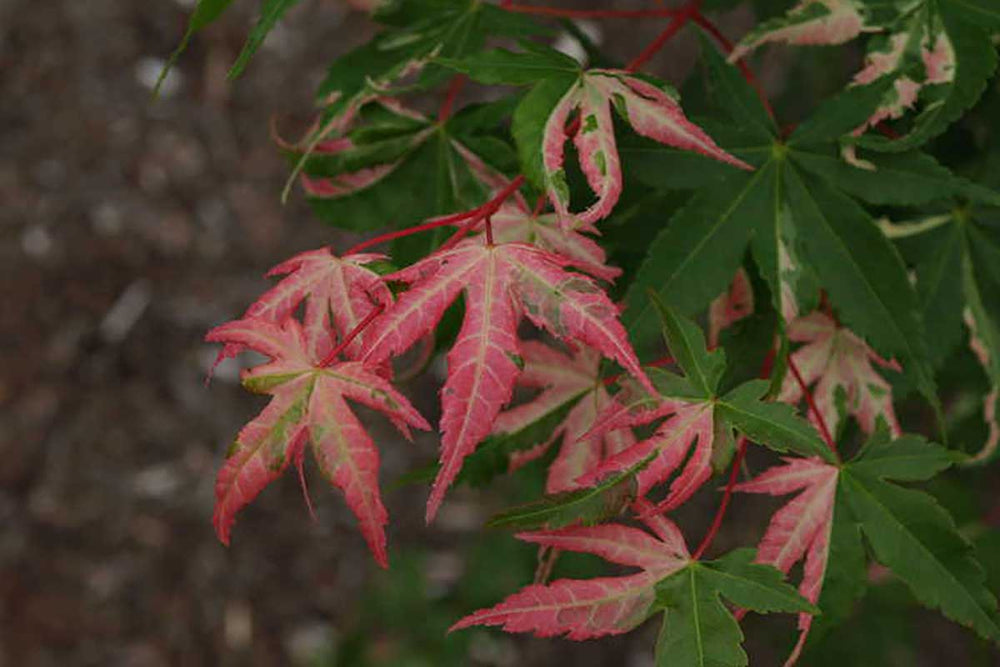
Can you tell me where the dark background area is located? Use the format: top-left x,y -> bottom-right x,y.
2,1 -> 999,665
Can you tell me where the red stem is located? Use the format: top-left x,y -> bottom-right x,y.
485,214 -> 495,246
318,303 -> 385,367
787,354 -> 839,458
626,4 -> 695,73
689,11 -> 776,122
691,341 -> 778,560
343,213 -> 473,256
501,3 -> 684,19
438,175 -> 528,252
438,75 -> 466,123
692,436 -> 747,560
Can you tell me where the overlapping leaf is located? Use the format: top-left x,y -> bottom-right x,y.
778,311 -> 902,438
586,302 -> 833,512
212,248 -> 391,367
451,508 -> 692,639
361,237 -> 653,520
206,318 -> 430,567
443,46 -> 751,227
495,342 -> 635,493
735,457 -> 840,664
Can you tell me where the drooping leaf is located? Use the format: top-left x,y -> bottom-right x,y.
361,237 -> 653,520
729,0 -> 869,63
515,67 -> 751,228
778,311 -> 902,438
495,342 -> 636,494
453,510 -> 691,639
228,0 -> 302,79
206,318 -> 430,567
735,456 -> 841,663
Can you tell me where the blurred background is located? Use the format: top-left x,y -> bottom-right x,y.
1,0 -> 999,665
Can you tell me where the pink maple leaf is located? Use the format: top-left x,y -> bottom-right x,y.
451,507 -> 690,639
206,317 -> 430,567
581,384 -> 718,512
735,457 -> 840,666
496,341 -> 636,493
779,312 -> 901,437
361,238 -> 654,521
542,70 -> 751,228
213,248 -> 391,366
466,197 -> 622,281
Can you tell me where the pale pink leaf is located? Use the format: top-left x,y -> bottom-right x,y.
708,268 -> 755,348
778,312 -> 901,437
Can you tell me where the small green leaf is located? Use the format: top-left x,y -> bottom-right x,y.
228,0 -> 301,79
485,455 -> 650,530
154,0 -> 237,98
650,296 -> 725,398
437,45 -> 580,85
849,429 -> 955,481
718,380 -> 836,462
701,549 -> 820,615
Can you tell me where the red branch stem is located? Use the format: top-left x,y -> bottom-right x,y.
626,4 -> 696,73
692,436 -> 747,560
500,3 -> 684,19
787,355 -> 839,458
319,302 -> 385,367
689,11 -> 775,121
343,176 -> 526,256
438,75 -> 466,123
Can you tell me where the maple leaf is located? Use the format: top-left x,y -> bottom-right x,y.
495,341 -> 636,493
583,301 -> 833,512
206,317 -> 430,567
361,238 -> 654,521
450,508 -> 691,639
779,311 -> 902,438
542,70 -> 751,228
214,247 -> 391,365
708,268 -> 755,348
729,0 -> 870,63
734,457 -> 840,666
842,21 -> 956,168
484,200 -> 622,281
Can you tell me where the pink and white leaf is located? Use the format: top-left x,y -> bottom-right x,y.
736,457 -> 839,664
730,0 -> 869,63
779,312 -> 901,437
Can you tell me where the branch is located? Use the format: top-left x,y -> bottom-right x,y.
787,354 -> 839,458
500,4 -> 684,19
